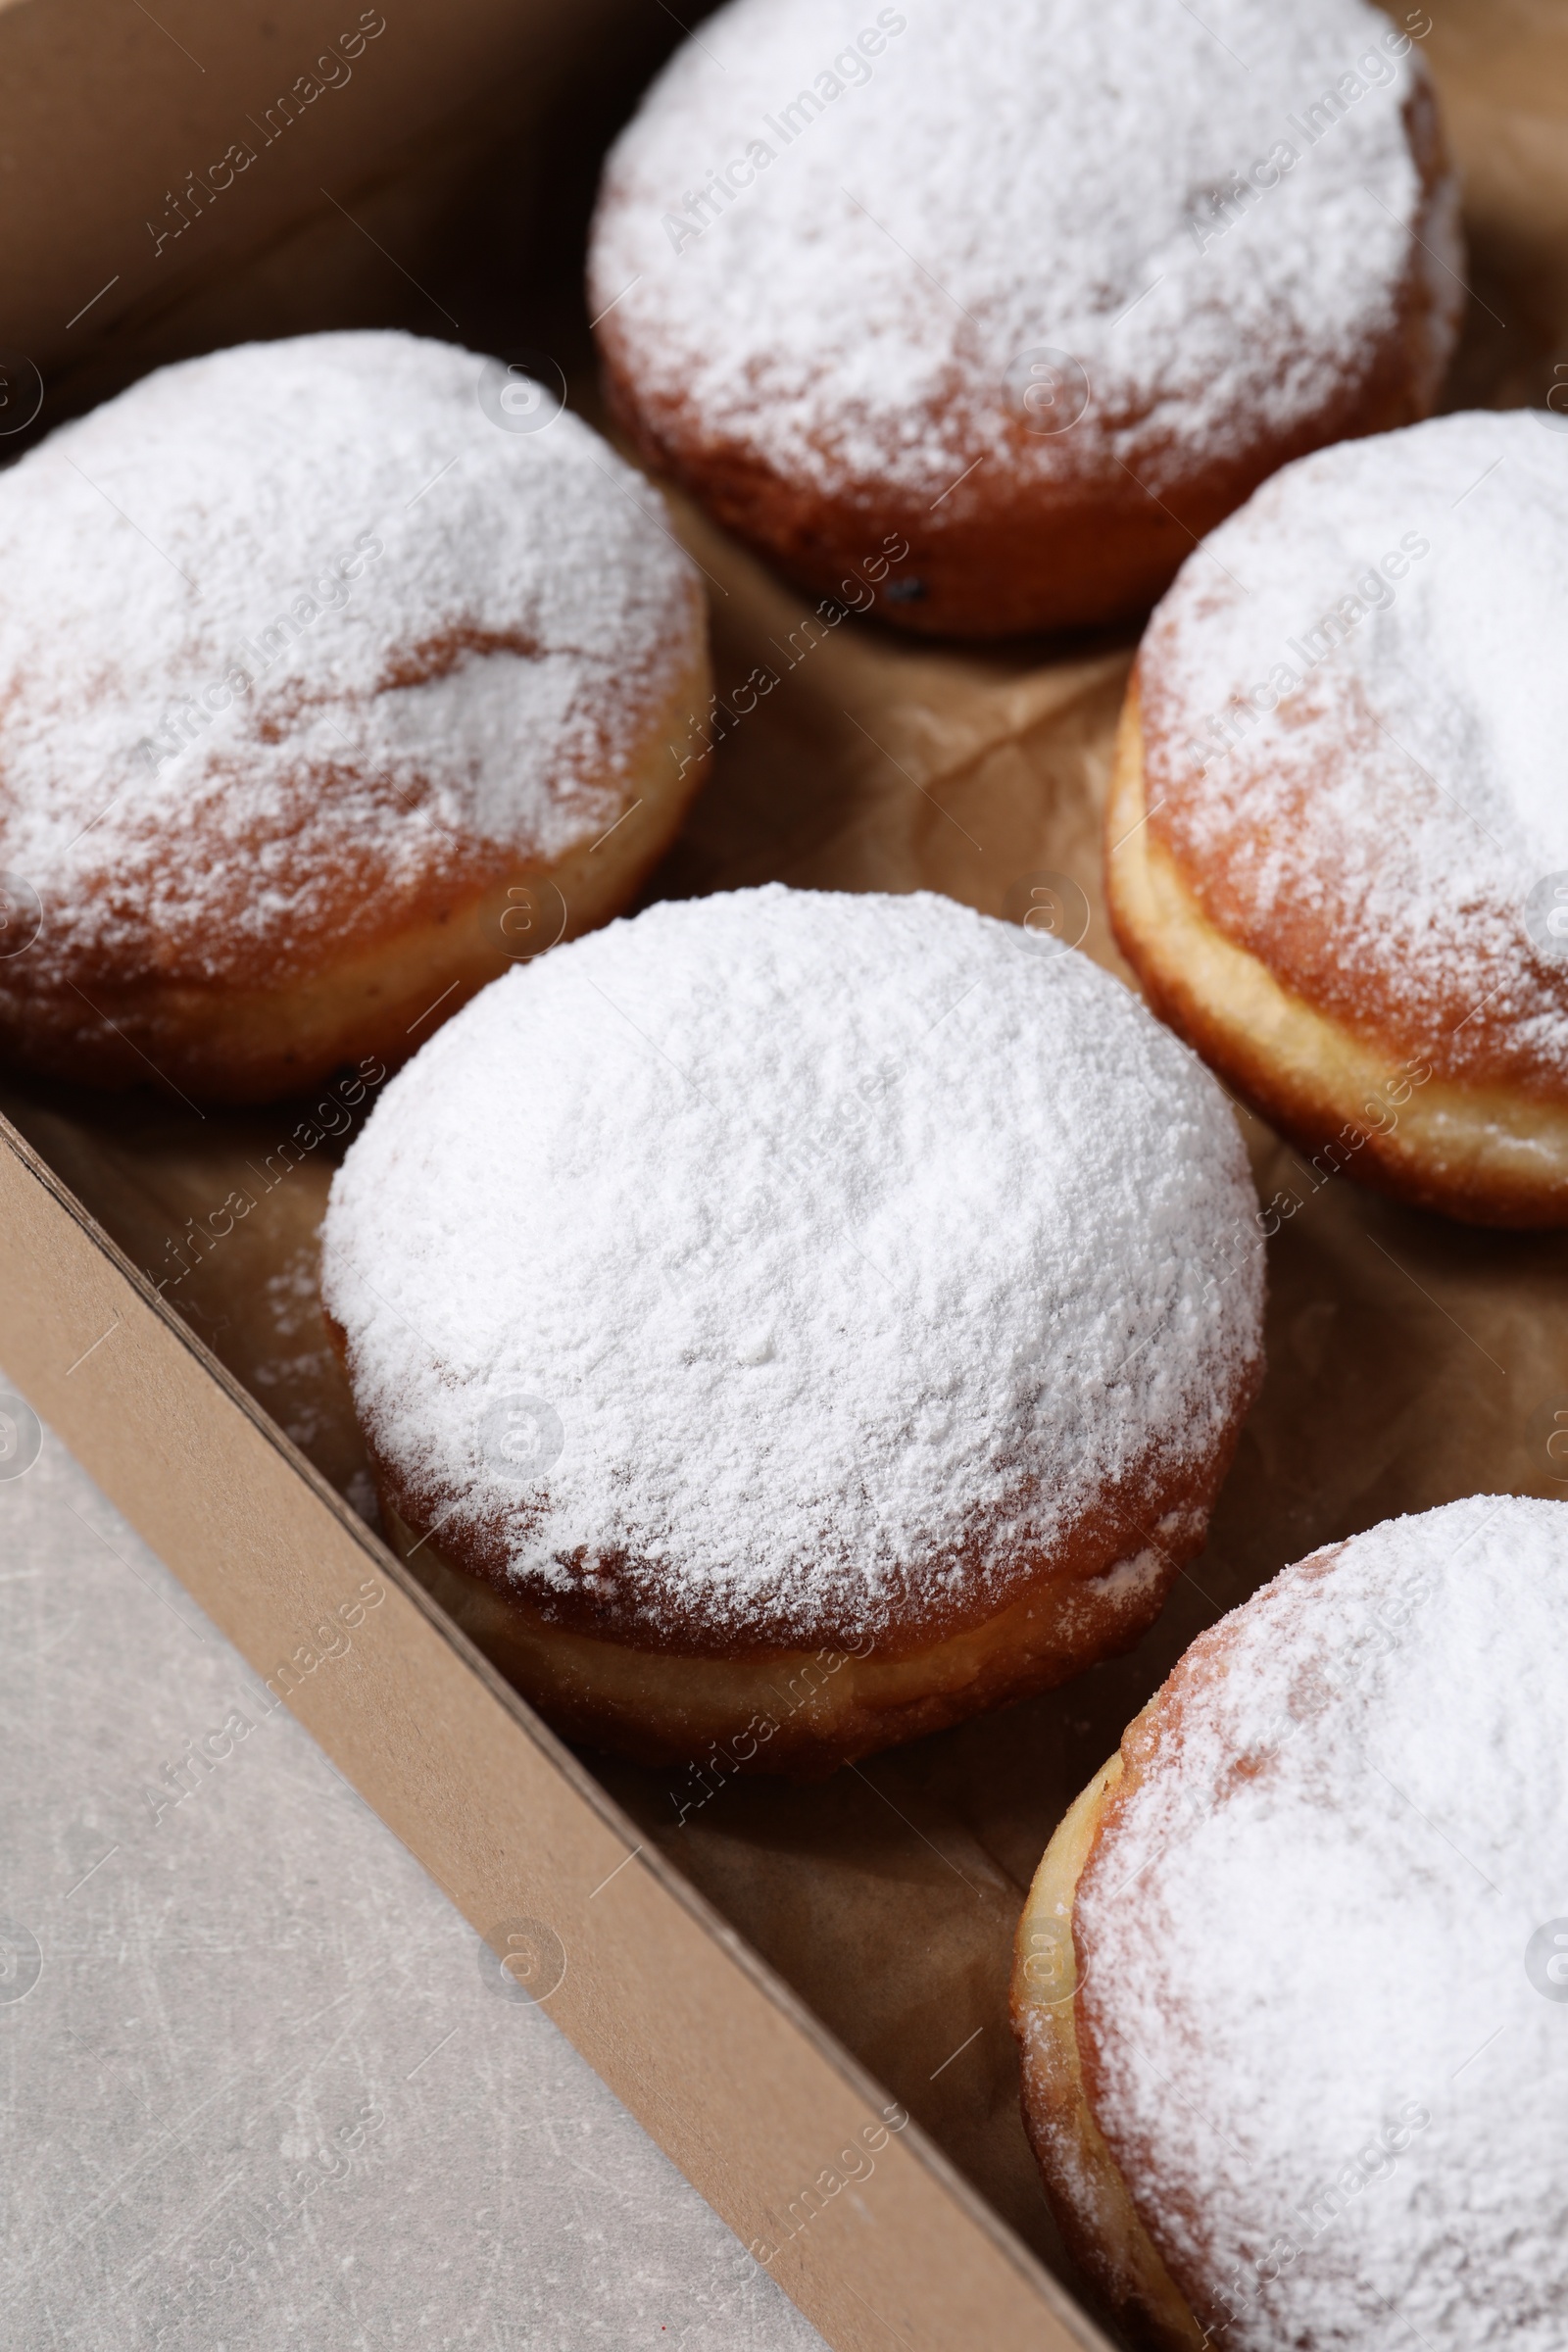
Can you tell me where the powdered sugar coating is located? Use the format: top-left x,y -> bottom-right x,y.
1075,1495 -> 1568,2352
0,331 -> 699,989
591,0 -> 1449,505
320,887 -> 1263,1647
1141,412 -> 1568,1085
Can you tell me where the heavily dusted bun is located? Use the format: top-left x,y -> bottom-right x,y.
590,0 -> 1459,636
322,885 -> 1264,1772
1109,411 -> 1568,1227
0,331 -> 709,1102
1013,1496 -> 1568,2351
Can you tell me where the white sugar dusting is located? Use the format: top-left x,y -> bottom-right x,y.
1076,1495 -> 1568,2351
591,0 -> 1446,503
0,330 -> 698,986
320,887 -> 1263,1646
1142,411 -> 1568,1078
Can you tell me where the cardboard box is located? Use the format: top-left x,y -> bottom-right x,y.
3,4 -> 1566,2345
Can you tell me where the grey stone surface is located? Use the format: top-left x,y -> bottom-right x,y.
0,1402 -> 826,2352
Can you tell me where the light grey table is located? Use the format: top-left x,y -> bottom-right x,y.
0,1392 -> 826,2351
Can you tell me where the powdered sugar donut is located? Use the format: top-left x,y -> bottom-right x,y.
589,0 -> 1460,639
0,330 -> 709,1102
1011,1494 -> 1568,2352
320,885 -> 1264,1772
1108,410 -> 1568,1228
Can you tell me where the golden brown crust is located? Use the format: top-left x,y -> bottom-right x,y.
328,1112 -> 1262,1767
0,630 -> 711,1105
1010,1754 -> 1206,2352
1106,679 -> 1568,1228
367,1361 -> 1257,1659
363,1341 -> 1253,1771
595,83 -> 1458,641
380,1498 -> 1186,1776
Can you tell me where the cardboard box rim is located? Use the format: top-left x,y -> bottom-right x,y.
0,1107 -> 1115,2352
